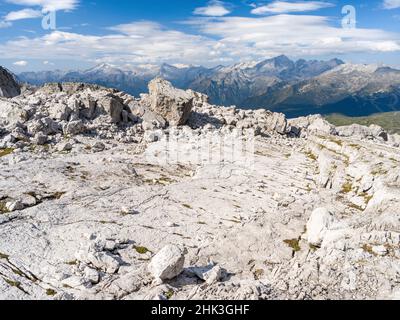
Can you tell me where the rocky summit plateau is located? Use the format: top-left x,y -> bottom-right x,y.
1,67 -> 400,300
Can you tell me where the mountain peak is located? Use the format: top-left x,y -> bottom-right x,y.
85,63 -> 121,73
256,55 -> 294,71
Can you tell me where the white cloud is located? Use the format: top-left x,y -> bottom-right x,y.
0,22 -> 224,66
193,0 -> 231,17
0,21 -> 12,28
251,1 -> 334,14
5,8 -> 42,21
383,0 -> 400,9
0,15 -> 399,67
13,60 -> 28,66
43,60 -> 54,65
186,14 -> 400,57
5,0 -> 79,12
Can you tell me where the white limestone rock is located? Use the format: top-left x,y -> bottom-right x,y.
147,78 -> 194,126
307,208 -> 336,246
148,245 -> 185,281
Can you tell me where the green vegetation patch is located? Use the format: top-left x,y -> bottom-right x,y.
284,239 -> 301,252
165,289 -> 174,300
340,182 -> 353,194
46,289 -> 57,296
0,252 -> 9,260
134,246 -> 151,255
0,148 -> 14,158
326,112 -> 400,134
254,269 -> 265,280
305,151 -> 318,161
0,201 -> 9,214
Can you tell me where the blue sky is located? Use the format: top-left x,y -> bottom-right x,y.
0,0 -> 400,72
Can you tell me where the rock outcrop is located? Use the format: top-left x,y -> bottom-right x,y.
306,208 -> 336,246
147,78 -> 194,126
0,74 -> 400,301
337,124 -> 388,142
0,67 -> 20,98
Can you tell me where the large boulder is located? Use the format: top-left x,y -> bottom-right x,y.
0,67 -> 20,98
263,111 -> 287,134
147,78 -> 194,126
96,94 -> 125,124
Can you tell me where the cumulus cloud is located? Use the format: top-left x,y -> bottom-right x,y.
383,0 -> 400,9
251,1 -> 334,14
13,60 -> 28,66
5,0 -> 79,12
186,14 -> 400,57
1,1 -> 79,30
0,15 -> 399,67
0,21 -> 12,28
5,8 -> 42,21
193,0 -> 231,17
0,22 -> 226,66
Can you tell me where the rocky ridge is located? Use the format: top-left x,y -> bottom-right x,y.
0,67 -> 20,98
0,77 -> 399,300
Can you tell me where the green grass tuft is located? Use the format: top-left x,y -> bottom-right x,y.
0,148 -> 14,158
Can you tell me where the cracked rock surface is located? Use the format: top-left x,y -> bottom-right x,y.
0,78 -> 399,300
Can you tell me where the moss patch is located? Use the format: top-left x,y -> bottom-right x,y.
362,244 -> 377,256
0,148 -> 14,158
340,182 -> 353,194
328,138 -> 343,147
305,151 -> 318,161
284,239 -> 301,252
253,269 -> 264,280
0,201 -> 9,214
46,289 -> 57,296
144,176 -> 176,186
0,252 -> 9,260
348,203 -> 364,211
165,289 -> 174,300
4,279 -> 21,287
66,260 -> 78,266
134,246 -> 151,255
348,144 -> 362,150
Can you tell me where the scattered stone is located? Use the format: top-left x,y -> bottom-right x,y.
84,267 -> 100,284
63,120 -> 85,136
148,245 -> 185,281
5,200 -> 25,212
61,276 -> 86,289
32,132 -> 48,145
372,245 -> 388,256
92,142 -> 105,152
57,142 -> 73,152
189,264 -> 224,285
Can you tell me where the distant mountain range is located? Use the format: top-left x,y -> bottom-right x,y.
17,55 -> 400,118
